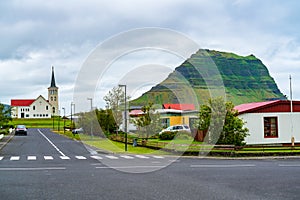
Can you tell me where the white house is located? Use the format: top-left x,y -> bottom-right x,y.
235,100 -> 300,145
11,67 -> 59,119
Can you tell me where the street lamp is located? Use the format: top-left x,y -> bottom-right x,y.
62,107 -> 65,133
118,84 -> 127,152
87,98 -> 93,136
71,102 -> 75,130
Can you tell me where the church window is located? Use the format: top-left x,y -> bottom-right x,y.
46,106 -> 49,110
54,97 -> 56,101
33,106 -> 35,110
51,97 -> 53,101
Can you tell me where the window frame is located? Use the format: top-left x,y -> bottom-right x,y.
263,116 -> 278,138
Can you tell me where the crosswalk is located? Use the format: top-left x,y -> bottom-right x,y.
0,155 -> 165,162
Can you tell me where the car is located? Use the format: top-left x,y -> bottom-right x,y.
72,127 -> 84,134
15,125 -> 27,135
159,124 -> 191,134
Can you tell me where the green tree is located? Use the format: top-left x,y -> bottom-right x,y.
196,97 -> 249,146
133,103 -> 162,139
0,103 -> 12,128
103,87 -> 129,132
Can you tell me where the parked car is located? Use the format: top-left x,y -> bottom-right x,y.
15,125 -> 27,136
72,127 -> 84,134
159,125 -> 191,134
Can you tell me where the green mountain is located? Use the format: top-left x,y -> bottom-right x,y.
131,49 -> 285,107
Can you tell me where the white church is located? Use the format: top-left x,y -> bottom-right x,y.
11,67 -> 59,119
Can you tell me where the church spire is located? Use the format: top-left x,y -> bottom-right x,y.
50,66 -> 56,88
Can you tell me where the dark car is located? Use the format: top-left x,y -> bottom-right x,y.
15,125 -> 27,135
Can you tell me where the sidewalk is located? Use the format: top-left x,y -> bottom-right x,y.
0,133 -> 14,150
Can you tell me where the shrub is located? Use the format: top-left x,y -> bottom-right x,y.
159,131 -> 177,140
175,131 -> 193,140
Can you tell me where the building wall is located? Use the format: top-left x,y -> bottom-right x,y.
30,96 -> 52,118
239,112 -> 300,144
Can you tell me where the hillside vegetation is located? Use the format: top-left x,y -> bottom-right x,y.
132,49 -> 285,106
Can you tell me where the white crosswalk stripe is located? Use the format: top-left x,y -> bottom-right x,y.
27,156 -> 37,161
105,155 -> 119,159
60,156 -> 70,160
44,156 -> 54,160
120,155 -> 134,159
75,156 -> 87,160
10,156 -> 20,161
135,155 -> 149,159
152,156 -> 164,159
90,155 -> 103,160
0,154 -> 166,161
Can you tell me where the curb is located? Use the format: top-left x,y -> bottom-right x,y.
0,134 -> 14,151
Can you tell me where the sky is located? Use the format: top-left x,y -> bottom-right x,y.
1,0 -> 300,115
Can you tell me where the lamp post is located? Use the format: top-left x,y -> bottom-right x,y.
71,102 -> 75,130
118,84 -> 127,151
62,107 -> 65,134
87,98 -> 93,136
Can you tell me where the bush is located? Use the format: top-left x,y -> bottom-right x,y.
159,131 -> 177,140
175,131 -> 193,140
0,129 -> 8,134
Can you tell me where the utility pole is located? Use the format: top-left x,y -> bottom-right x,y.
87,98 -> 93,136
118,84 -> 127,151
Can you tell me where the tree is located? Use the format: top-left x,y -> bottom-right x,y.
0,103 -> 12,128
196,97 -> 249,146
103,87 -> 127,132
133,103 -> 162,139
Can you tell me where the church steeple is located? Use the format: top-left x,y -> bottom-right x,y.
50,66 -> 56,87
48,66 -> 59,116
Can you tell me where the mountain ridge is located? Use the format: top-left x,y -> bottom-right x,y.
131,49 -> 285,107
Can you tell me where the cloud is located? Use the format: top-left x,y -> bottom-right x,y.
1,0 -> 300,113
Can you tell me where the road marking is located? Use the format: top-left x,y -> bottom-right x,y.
190,164 -> 256,168
27,156 -> 37,161
120,155 -> 134,159
105,155 -> 119,159
0,156 -> 3,160
152,156 -> 164,159
0,167 -> 66,171
95,165 -> 165,169
91,155 -> 103,160
75,156 -> 87,160
10,156 -> 20,161
38,129 -> 66,157
44,156 -> 54,160
135,155 -> 149,159
60,156 -> 70,160
279,164 -> 300,167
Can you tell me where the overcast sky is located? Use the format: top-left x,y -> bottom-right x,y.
1,0 -> 300,114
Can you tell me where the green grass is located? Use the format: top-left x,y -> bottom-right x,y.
55,131 -> 170,155
10,118 -> 72,128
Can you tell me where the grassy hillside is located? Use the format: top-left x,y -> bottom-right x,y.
131,49 -> 285,106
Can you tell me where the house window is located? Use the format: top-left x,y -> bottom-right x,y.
264,117 -> 278,138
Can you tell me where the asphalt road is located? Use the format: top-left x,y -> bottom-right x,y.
1,128 -> 300,200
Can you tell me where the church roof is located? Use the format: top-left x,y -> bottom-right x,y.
11,99 -> 35,107
50,66 -> 57,88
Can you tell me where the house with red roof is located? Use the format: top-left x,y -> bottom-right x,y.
11,67 -> 59,119
235,100 -> 300,145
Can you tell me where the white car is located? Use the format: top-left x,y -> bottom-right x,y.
159,125 -> 191,134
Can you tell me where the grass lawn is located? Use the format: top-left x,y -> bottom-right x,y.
55,131 -> 170,155
10,118 -> 72,128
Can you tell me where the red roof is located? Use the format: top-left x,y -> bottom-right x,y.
129,110 -> 144,116
11,99 -> 35,107
234,100 -> 300,114
163,104 -> 195,110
